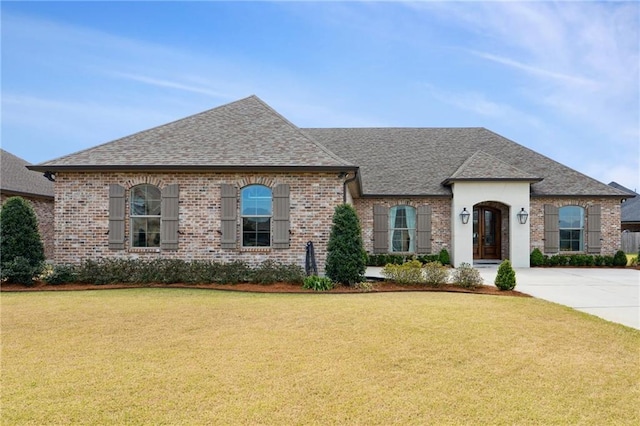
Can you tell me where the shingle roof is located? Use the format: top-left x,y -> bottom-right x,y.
1,149 -> 54,198
609,182 -> 640,223
29,96 -> 628,199
443,150 -> 542,184
305,127 -> 627,197
31,95 -> 354,171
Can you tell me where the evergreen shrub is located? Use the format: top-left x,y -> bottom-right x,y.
325,204 -> 367,286
530,248 -> 544,267
494,260 -> 516,291
0,197 -> 45,285
451,263 -> 483,289
613,250 -> 627,267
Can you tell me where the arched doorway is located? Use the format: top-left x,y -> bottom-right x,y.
473,206 -> 502,259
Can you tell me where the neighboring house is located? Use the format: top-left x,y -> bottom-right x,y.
1,149 -> 55,259
609,182 -> 640,232
28,96 -> 628,270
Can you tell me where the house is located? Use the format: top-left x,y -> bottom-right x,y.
609,182 -> 639,232
1,149 -> 55,259
28,95 -> 628,270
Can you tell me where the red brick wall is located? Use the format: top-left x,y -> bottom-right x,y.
1,193 -> 55,260
52,172 -> 343,273
530,197 -> 621,255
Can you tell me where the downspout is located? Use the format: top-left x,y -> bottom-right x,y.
343,170 -> 358,204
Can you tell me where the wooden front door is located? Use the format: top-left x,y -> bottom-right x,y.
473,207 -> 501,259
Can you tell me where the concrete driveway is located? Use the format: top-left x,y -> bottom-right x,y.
477,267 -> 639,330
367,266 -> 640,329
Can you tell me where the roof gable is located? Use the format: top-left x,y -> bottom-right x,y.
443,150 -> 542,184
1,149 -> 54,198
33,96 -> 353,171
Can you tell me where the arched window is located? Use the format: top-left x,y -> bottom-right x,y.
130,184 -> 161,248
241,185 -> 272,247
390,205 -> 416,252
559,206 -> 584,251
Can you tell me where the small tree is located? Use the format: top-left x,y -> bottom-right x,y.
325,204 -> 367,286
495,259 -> 516,291
0,197 -> 45,285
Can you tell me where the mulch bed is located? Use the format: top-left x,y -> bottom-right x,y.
0,280 -> 531,297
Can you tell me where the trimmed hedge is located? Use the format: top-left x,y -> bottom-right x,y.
530,251 -> 627,268
43,259 -> 305,286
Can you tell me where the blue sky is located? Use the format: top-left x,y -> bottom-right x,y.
2,1 -> 639,191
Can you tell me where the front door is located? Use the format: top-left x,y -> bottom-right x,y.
473,207 -> 501,259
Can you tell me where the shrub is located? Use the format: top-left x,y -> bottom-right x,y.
451,263 -> 483,289
613,250 -> 627,267
43,264 -> 78,285
0,197 -> 45,284
494,260 -> 516,291
382,260 -> 424,285
423,261 -> 449,287
325,204 -> 367,286
252,260 -> 305,284
1,256 -> 41,286
302,275 -> 334,291
438,248 -> 450,266
416,254 -> 439,264
530,248 -> 544,267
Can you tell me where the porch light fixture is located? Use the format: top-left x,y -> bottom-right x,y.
517,208 -> 529,225
459,208 -> 470,224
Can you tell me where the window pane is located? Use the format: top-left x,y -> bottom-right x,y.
131,185 -> 161,216
559,206 -> 584,251
389,206 -> 416,252
242,217 -> 271,247
241,185 -> 272,216
131,217 -> 160,248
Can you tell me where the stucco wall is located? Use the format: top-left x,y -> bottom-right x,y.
53,172 -> 344,273
1,193 -> 55,260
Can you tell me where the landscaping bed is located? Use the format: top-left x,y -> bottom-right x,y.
0,279 -> 530,297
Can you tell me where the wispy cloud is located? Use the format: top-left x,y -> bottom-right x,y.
107,72 -> 234,99
469,51 -> 599,89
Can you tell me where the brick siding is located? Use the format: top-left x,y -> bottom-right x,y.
530,197 -> 621,255
353,197 -> 452,255
53,172 -> 343,273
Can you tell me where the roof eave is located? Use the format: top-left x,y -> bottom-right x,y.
27,164 -> 359,173
441,177 -> 543,186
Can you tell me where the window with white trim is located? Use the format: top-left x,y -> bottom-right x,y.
241,185 -> 272,247
130,184 -> 161,248
559,206 -> 584,251
390,205 -> 416,252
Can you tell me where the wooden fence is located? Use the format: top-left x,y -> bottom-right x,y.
621,232 -> 640,254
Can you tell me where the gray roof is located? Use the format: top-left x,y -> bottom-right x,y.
305,127 -> 627,197
609,182 -> 640,223
31,95 -> 354,171
29,96 -> 627,198
1,149 -> 54,198
443,150 -> 542,184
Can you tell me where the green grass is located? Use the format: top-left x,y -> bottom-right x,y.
2,289 -> 639,425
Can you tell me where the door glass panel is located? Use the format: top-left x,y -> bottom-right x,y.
484,210 -> 494,245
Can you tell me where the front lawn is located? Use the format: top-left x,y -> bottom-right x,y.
2,289 -> 639,424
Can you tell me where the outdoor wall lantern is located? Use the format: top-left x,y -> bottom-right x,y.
517,208 -> 529,225
460,208 -> 471,224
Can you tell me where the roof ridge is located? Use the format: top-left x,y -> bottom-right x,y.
250,96 -> 354,167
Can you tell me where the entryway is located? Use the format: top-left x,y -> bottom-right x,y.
473,206 -> 501,260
